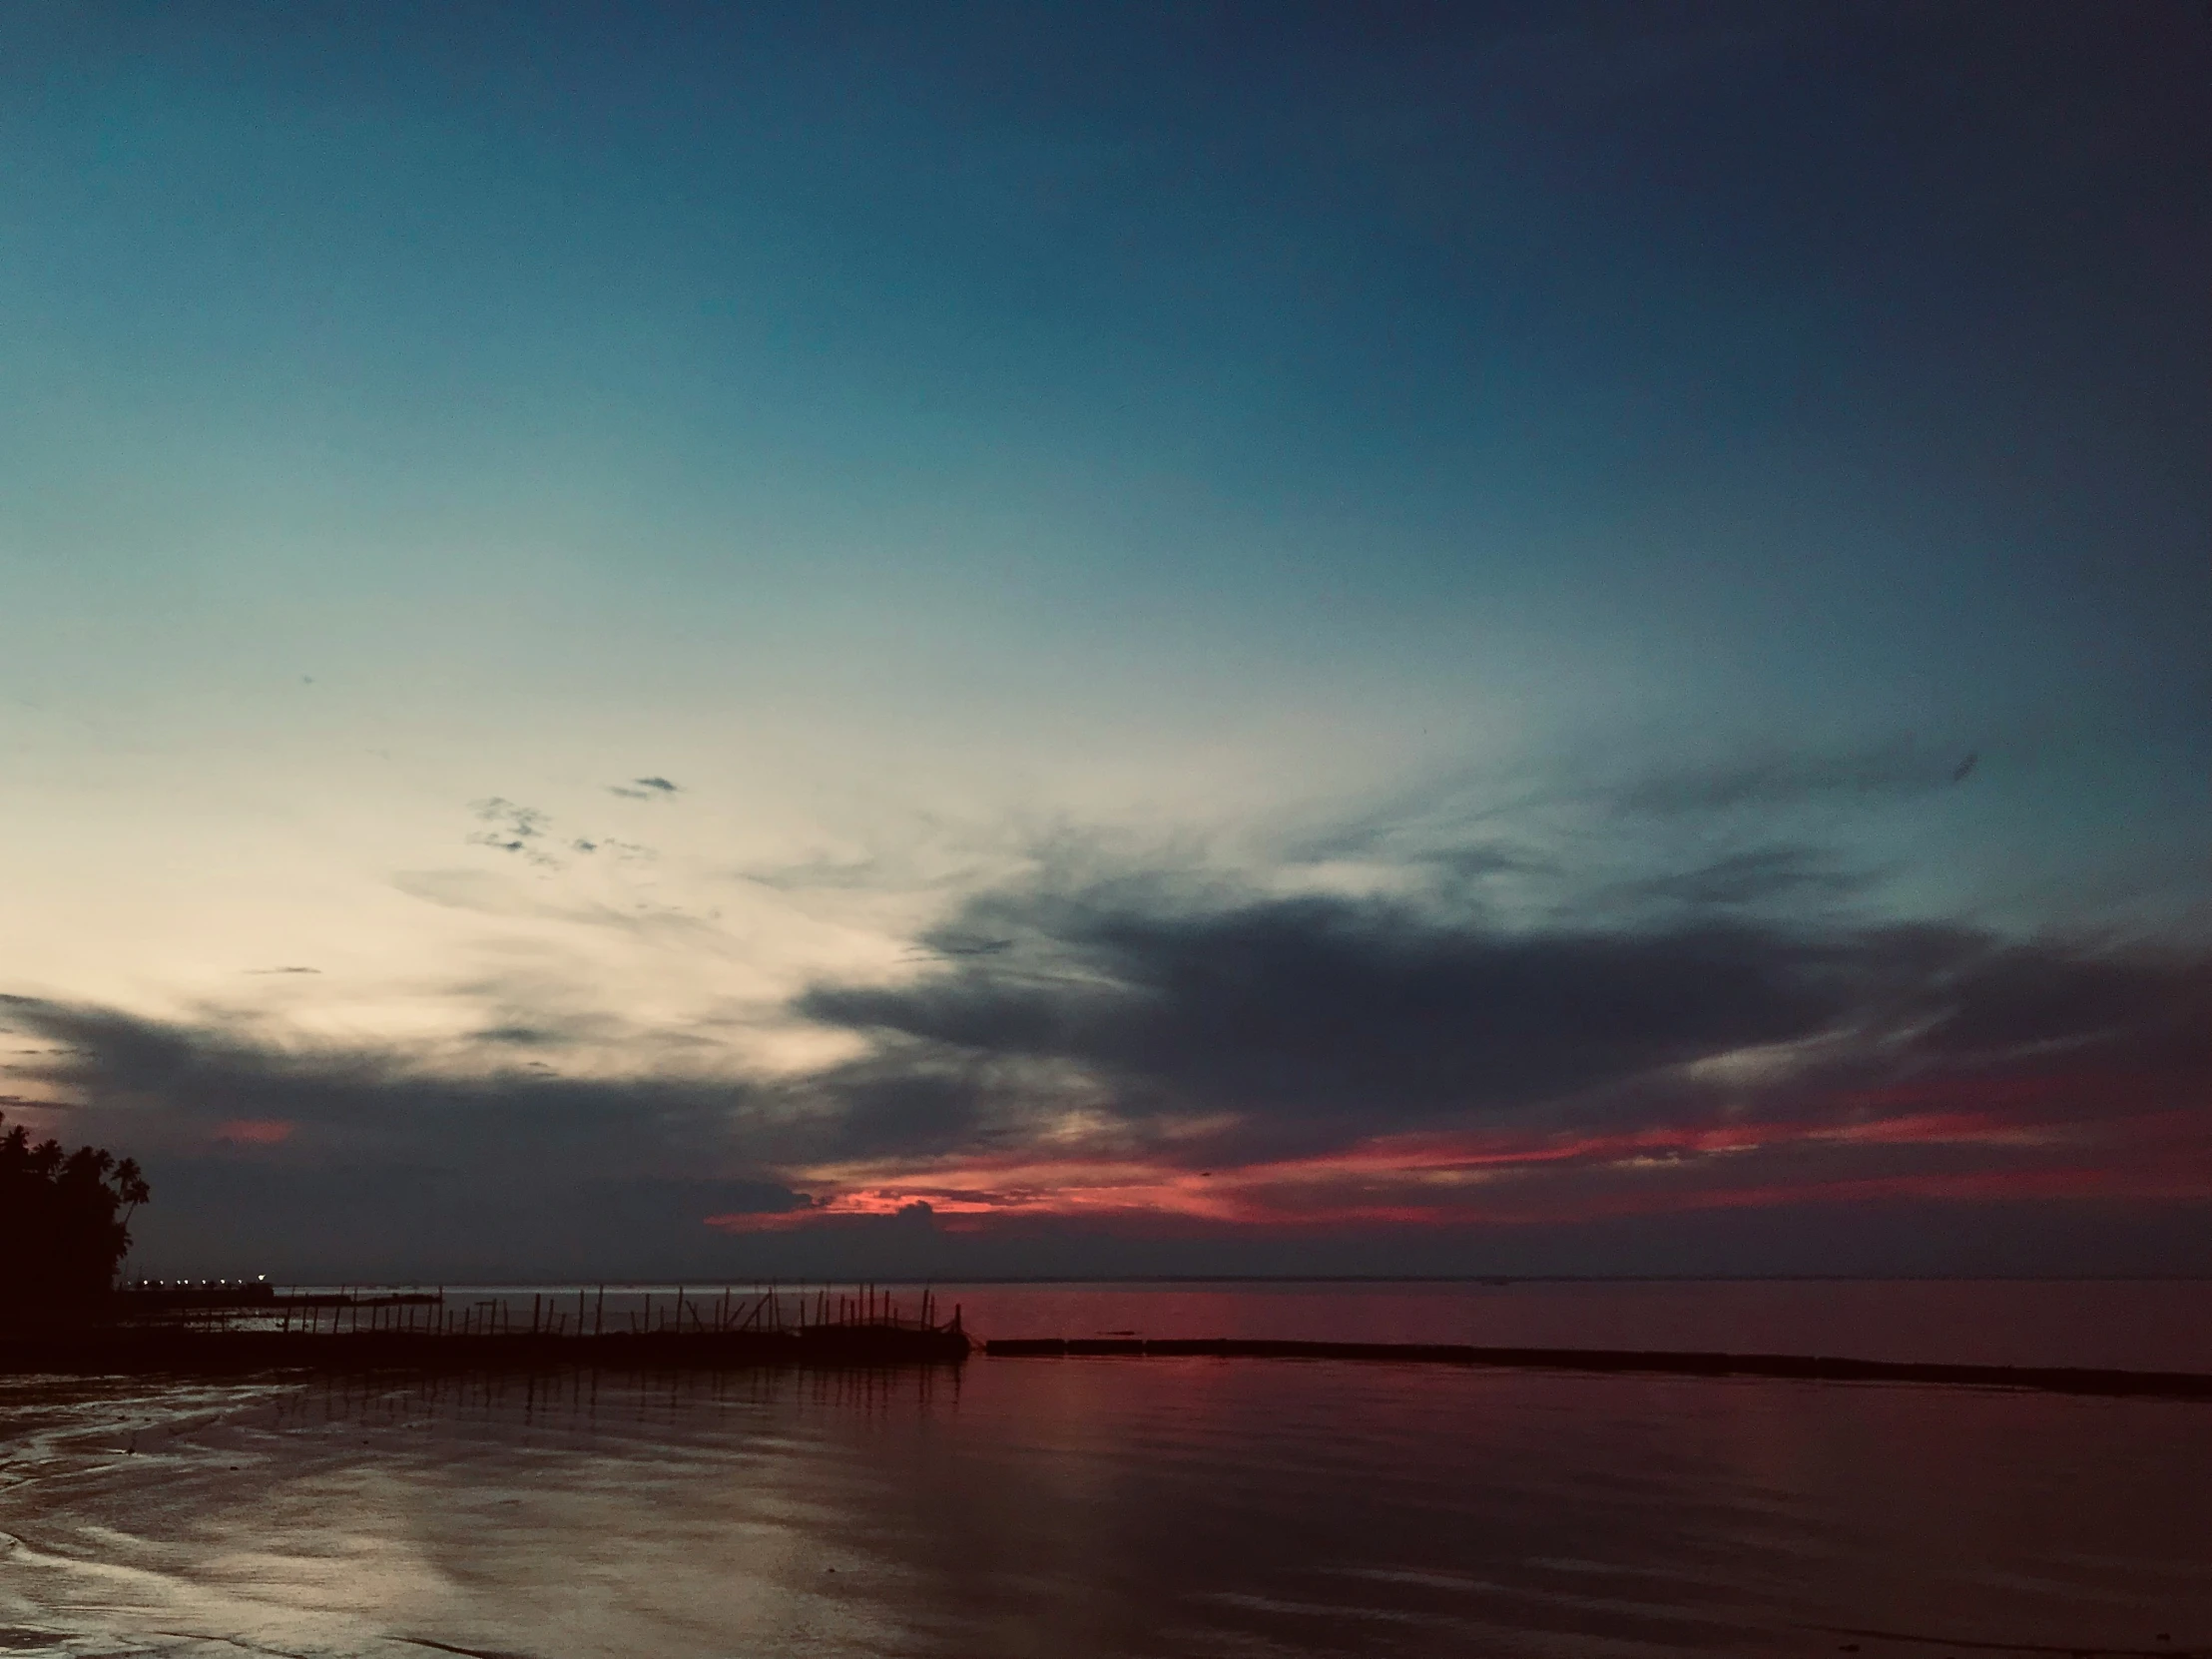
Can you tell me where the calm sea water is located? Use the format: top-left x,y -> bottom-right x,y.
286,1276 -> 2212,1371
2,1281 -> 2207,1658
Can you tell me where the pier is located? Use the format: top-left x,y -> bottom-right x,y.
19,1289 -> 2212,1400
0,1285 -> 970,1375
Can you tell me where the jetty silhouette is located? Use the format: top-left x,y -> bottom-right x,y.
0,1283 -> 972,1374
3,1283 -> 2210,1402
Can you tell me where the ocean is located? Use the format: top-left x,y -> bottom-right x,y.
2,1280 -> 2207,1657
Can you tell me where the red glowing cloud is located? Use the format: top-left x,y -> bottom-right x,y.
711,1061 -> 2212,1237
214,1118 -> 294,1146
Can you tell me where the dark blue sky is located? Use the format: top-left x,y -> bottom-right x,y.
2,2 -> 2206,1277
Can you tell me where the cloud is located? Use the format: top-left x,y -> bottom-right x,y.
1266,737 -> 1985,939
910,935 -> 1014,958
1615,744 -> 1963,816
1413,843 -> 1552,882
392,867 -> 718,940
243,965 -> 321,975
739,846 -> 986,895
1621,846 -> 1870,908
216,1118 -> 293,1146
743,855 -> 892,892
800,882 -> 1855,1134
779,863 -> 2212,1239
394,868 -> 550,916
9,826 -> 2209,1277
472,1024 -> 570,1048
607,776 -> 681,800
0,1092 -> 80,1116
0,996 -> 807,1279
571,836 -> 655,860
467,797 -> 563,866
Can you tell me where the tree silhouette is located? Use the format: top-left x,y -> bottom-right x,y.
0,1114 -> 150,1319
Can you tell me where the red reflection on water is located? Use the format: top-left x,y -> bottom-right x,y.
10,1347 -> 2207,1657
938,1279 -> 2212,1372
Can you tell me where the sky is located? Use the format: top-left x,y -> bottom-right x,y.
2,0 -> 2207,1281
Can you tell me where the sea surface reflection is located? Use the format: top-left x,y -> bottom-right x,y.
2,1327 -> 2208,1657
264,1277 -> 2212,1371
941,1277 -> 2212,1370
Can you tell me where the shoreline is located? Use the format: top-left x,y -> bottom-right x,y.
3,1326 -> 2209,1400
984,1338 -> 2212,1399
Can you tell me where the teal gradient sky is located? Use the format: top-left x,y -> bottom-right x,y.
2,3 -> 2206,1277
